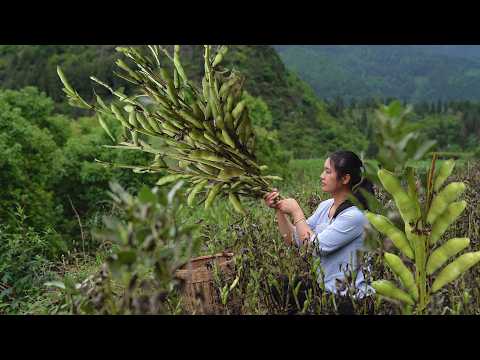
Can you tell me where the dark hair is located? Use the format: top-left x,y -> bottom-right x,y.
328,150 -> 375,210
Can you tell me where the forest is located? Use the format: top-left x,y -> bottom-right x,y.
275,45 -> 480,103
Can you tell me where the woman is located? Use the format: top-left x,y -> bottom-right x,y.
264,150 -> 375,309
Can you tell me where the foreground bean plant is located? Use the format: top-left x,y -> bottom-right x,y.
367,156 -> 480,314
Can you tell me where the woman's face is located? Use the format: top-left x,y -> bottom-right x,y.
320,158 -> 350,194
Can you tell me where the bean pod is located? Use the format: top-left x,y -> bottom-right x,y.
187,179 -> 208,206
365,212 -> 414,259
378,169 -> 419,224
427,182 -> 466,225
433,160 -> 455,192
204,183 -> 223,210
431,251 -> 480,293
228,192 -> 247,216
384,252 -> 418,301
156,174 -> 186,186
430,201 -> 467,245
426,237 -> 470,275
372,280 -> 415,306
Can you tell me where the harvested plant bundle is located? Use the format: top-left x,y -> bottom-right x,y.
58,45 -> 281,215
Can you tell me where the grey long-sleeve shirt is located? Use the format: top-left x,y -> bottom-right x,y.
293,198 -> 374,297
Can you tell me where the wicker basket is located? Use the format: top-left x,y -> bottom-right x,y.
175,252 -> 235,314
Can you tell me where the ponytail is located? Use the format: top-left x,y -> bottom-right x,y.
351,175 -> 375,211
328,150 -> 376,211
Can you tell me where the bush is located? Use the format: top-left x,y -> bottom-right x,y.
244,93 -> 293,178
0,206 -> 65,312
0,88 -> 65,231
46,182 -> 201,315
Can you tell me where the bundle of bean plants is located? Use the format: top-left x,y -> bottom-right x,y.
57,45 -> 282,216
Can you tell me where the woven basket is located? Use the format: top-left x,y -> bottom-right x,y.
175,252 -> 235,314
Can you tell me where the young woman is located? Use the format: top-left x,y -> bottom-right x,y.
264,150 -> 375,303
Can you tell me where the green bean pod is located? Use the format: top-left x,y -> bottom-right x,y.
215,115 -> 225,130
178,109 -> 203,129
128,111 -> 140,129
205,183 -> 223,210
384,252 -> 418,301
224,112 -> 235,132
219,77 -> 238,100
190,150 -> 224,163
110,104 -> 131,129
212,53 -> 223,68
378,169 -> 419,224
228,193 -> 247,216
134,112 -> 154,132
427,182 -> 466,225
202,76 -> 209,102
187,179 -> 208,206
226,94 -> 235,113
166,117 -> 185,130
156,174 -> 186,186
430,200 -> 467,245
433,160 -> 455,192
173,45 -> 188,83
145,114 -> 162,133
202,121 -> 216,137
221,129 -> 236,149
365,212 -> 414,259
372,280 -> 415,306
232,100 -> 246,121
426,237 -> 470,275
431,251 -> 480,293
203,132 -> 219,145
236,116 -> 247,144
161,121 -> 179,134
194,163 -> 219,177
160,68 -> 179,106
218,167 -> 245,180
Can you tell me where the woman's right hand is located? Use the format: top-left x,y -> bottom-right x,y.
263,188 -> 280,209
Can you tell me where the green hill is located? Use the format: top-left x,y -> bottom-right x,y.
274,45 -> 480,102
0,45 -> 315,125
0,45 -> 368,158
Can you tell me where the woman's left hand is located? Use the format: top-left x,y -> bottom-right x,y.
276,198 -> 301,215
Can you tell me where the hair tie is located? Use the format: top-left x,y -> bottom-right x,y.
352,174 -> 365,193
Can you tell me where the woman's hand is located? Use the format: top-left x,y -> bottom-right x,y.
276,198 -> 301,216
263,188 -> 280,209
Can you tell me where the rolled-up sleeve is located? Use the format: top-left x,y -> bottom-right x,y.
292,206 -> 321,247
294,211 -> 364,254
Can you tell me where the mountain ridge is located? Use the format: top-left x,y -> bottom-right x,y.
273,45 -> 480,102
